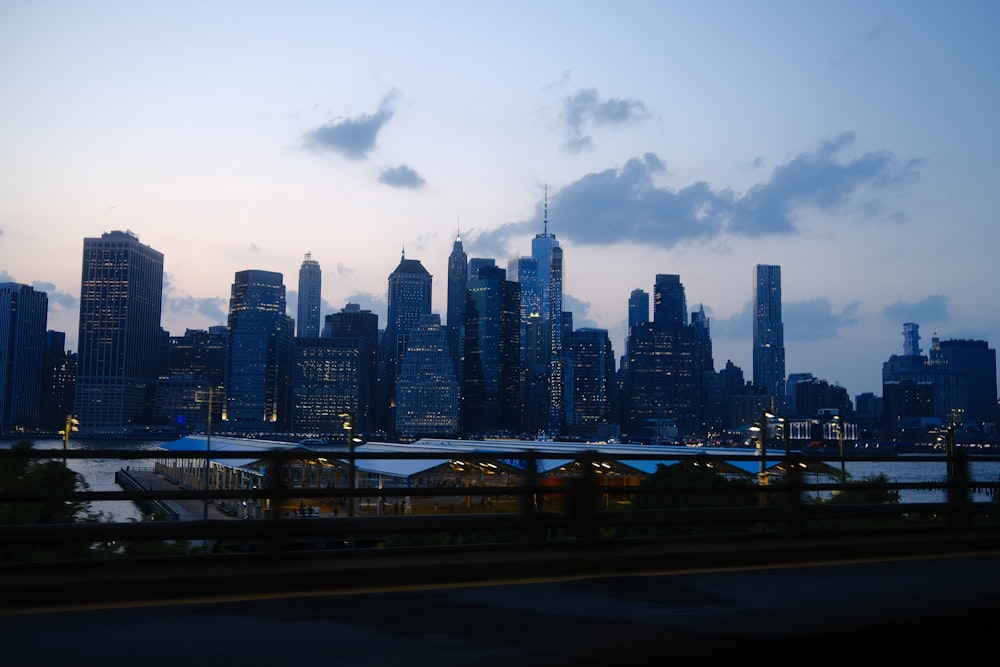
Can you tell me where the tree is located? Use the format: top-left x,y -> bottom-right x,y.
0,440 -> 101,561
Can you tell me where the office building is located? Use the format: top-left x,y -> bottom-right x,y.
462,265 -> 521,435
395,313 -> 459,438
296,253 -> 322,338
446,232 -> 468,388
75,230 -> 164,434
292,337 -> 365,434
653,274 -> 686,325
564,327 -> 617,440
223,269 -> 294,433
39,330 -> 76,431
0,283 -> 48,432
753,264 -> 785,405
324,303 -> 379,432
381,251 -> 433,434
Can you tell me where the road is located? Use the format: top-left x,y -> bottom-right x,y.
3,544 -> 1000,666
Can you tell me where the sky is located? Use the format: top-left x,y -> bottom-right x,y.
2,0 -> 999,399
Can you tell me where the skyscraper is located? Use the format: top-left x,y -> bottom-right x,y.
296,252 -> 322,338
381,250 -> 433,433
0,283 -> 48,432
753,264 -> 785,405
395,313 -> 459,438
325,303 -> 380,432
462,265 -> 521,434
75,230 -> 164,434
653,274 -> 686,325
446,232 -> 468,387
224,269 -> 294,432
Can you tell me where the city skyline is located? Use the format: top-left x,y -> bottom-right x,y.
2,1 -> 999,399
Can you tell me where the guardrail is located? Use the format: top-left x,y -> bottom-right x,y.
2,447 -> 999,563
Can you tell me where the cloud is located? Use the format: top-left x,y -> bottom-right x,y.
163,294 -> 228,323
563,294 -> 599,330
560,88 -> 648,153
32,280 -> 78,310
784,298 -> 861,341
302,92 -> 398,160
882,294 -> 949,324
468,134 -> 918,257
378,164 -> 426,189
709,298 -> 860,342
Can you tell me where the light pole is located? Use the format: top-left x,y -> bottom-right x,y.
59,414 -> 78,465
196,387 -> 216,521
832,415 -> 846,484
339,413 -> 360,517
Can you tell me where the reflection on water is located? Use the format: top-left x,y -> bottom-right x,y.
1,437 -> 165,523
3,438 -> 999,522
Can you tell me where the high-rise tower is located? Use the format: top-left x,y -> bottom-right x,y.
753,264 -> 785,405
296,252 -> 322,338
224,269 -> 294,432
653,274 -> 687,325
446,231 -> 468,386
0,283 -> 48,432
381,249 -> 433,433
75,230 -> 164,434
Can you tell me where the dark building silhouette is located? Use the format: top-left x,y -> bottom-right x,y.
0,282 -> 48,432
224,269 -> 293,433
395,313 -> 458,438
462,265 -> 521,435
39,330 -> 76,432
75,230 -> 163,435
564,327 -> 618,440
753,264 -> 785,406
152,326 -> 227,432
446,232 -> 468,397
296,252 -> 322,338
324,303 -> 379,432
380,251 -> 432,434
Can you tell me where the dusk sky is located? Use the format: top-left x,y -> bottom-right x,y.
2,1 -> 998,399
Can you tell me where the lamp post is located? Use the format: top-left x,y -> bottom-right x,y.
832,415 -> 846,484
59,414 -> 79,466
196,387 -> 216,521
339,413 -> 359,517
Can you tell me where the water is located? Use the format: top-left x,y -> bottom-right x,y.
4,438 -> 1000,522
1,437 -> 164,523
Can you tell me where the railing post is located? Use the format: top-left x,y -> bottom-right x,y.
947,451 -> 971,530
569,452 -> 598,545
782,457 -> 804,538
522,450 -> 543,547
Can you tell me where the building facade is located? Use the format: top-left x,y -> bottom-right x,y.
296,252 -> 322,338
75,230 -> 164,434
753,264 -> 785,406
395,314 -> 459,438
223,269 -> 294,433
0,283 -> 48,432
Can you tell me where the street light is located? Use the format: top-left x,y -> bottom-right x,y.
832,415 -> 846,484
59,414 -> 78,465
195,387 -> 217,521
339,412 -> 362,517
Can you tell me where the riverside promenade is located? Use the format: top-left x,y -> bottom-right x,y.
116,468 -> 243,522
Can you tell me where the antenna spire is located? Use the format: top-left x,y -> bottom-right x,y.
543,184 -> 549,236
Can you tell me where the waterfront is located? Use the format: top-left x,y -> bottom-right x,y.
3,437 -> 1000,523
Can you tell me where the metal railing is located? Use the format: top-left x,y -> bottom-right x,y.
2,446 -> 999,562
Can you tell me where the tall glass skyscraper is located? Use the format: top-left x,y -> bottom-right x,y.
296,252 -> 322,338
224,269 -> 293,432
395,313 -> 458,438
75,230 -> 163,434
753,264 -> 785,405
462,265 -> 521,434
381,251 -> 433,433
653,274 -> 686,325
446,232 -> 468,386
0,282 -> 48,432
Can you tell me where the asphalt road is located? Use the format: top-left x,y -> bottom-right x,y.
4,548 -> 1000,667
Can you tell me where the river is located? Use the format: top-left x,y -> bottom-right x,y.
3,437 -> 999,522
